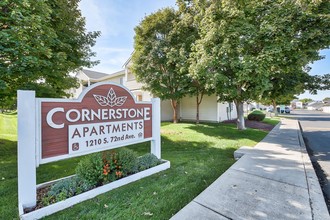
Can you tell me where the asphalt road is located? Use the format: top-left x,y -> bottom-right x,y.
289,110 -> 330,210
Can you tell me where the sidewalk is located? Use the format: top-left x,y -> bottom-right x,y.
171,118 -> 330,220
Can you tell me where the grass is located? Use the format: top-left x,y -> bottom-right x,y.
262,117 -> 281,126
0,114 -> 270,219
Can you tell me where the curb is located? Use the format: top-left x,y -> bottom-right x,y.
297,121 -> 330,220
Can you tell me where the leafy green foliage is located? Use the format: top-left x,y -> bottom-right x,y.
42,176 -> 94,205
116,148 -> 138,176
76,149 -> 139,186
136,153 -> 162,172
248,110 -> 266,121
132,8 -> 193,122
189,0 -> 330,129
300,98 -> 313,104
76,153 -> 104,187
0,0 -> 100,106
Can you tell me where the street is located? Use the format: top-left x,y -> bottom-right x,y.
290,110 -> 330,211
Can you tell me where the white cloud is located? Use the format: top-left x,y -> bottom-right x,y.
79,0 -> 120,36
90,46 -> 132,73
78,0 -> 177,73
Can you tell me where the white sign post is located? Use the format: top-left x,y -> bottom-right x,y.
17,90 -> 37,212
17,82 -> 169,220
151,98 -> 161,158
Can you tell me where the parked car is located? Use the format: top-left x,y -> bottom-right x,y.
285,106 -> 291,113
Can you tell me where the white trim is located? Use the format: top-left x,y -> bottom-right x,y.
20,161 -> 170,220
79,70 -> 90,80
35,99 -> 41,167
95,70 -> 125,82
122,55 -> 132,68
37,175 -> 76,189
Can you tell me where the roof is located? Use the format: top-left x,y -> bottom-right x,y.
307,102 -> 324,108
122,51 -> 133,68
81,69 -> 108,79
94,70 -> 125,82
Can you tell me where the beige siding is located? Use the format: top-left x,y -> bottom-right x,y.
131,90 -> 152,102
70,71 -> 89,98
161,100 -> 174,121
218,102 -> 237,121
98,75 -> 123,85
124,80 -> 144,91
180,95 -> 218,122
127,71 -> 136,81
323,106 -> 330,113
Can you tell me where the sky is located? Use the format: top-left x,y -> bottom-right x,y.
79,0 -> 329,101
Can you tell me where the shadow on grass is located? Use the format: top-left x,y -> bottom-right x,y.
185,122 -> 267,143
1,110 -> 17,115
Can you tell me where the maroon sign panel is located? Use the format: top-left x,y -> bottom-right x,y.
41,84 -> 152,160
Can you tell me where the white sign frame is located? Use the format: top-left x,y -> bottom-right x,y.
17,82 -> 164,219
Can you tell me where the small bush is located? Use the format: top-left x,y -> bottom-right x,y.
43,176 -> 94,205
248,110 -> 266,121
136,153 -> 162,171
76,153 -> 104,186
101,148 -> 138,182
77,148 -> 139,185
117,148 -> 138,176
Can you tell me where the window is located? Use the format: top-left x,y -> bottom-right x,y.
136,94 -> 143,101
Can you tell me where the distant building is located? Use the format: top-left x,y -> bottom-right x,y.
291,100 -> 303,109
306,102 -> 324,111
69,69 -> 124,99
71,60 -> 237,123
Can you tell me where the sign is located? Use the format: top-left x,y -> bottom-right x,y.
17,82 -> 162,214
39,83 -> 154,163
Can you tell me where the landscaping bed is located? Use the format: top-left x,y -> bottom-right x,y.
223,118 -> 279,131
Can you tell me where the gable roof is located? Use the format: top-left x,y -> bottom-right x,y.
81,69 -> 108,79
96,70 -> 125,82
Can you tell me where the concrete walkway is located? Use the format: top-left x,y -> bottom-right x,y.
171,118 -> 329,220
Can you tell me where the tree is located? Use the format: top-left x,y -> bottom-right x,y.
300,98 -> 313,104
190,0 -> 330,130
261,70 -> 307,115
323,97 -> 330,104
132,8 -> 192,123
0,0 -> 100,103
177,0 -> 213,124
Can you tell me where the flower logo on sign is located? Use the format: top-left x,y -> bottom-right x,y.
93,88 -> 127,107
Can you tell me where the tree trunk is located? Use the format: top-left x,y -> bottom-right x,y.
170,99 -> 178,123
235,101 -> 246,130
196,95 -> 200,124
272,100 -> 278,116
196,92 -> 204,124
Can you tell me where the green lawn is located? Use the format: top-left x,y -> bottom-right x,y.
0,113 -> 272,219
263,116 -> 281,126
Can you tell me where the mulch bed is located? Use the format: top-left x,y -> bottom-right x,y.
223,119 -> 275,131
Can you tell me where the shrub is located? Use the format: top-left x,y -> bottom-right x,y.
116,148 -> 138,176
247,110 -> 266,121
136,153 -> 162,171
43,176 -> 94,205
77,148 -> 139,185
76,153 -> 104,186
101,148 -> 138,182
